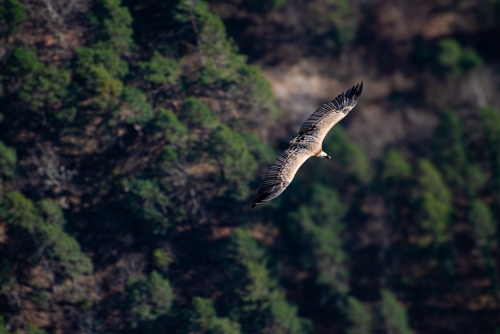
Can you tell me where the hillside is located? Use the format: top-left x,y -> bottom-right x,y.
0,0 -> 499,333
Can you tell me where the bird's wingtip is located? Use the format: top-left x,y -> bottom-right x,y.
354,81 -> 363,93
346,81 -> 364,100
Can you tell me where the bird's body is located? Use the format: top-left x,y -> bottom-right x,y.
252,82 -> 363,208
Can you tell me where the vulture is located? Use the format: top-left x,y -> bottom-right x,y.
252,82 -> 363,208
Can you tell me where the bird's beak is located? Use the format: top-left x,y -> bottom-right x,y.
327,156 -> 331,159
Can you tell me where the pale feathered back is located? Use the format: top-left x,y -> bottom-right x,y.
252,82 -> 363,208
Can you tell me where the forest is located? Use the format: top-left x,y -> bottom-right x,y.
0,0 -> 499,333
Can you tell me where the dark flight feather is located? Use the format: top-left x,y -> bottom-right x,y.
298,81 -> 363,135
251,150 -> 293,208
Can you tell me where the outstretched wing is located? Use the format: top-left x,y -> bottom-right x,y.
252,146 -> 312,208
252,82 -> 364,208
298,82 -> 363,143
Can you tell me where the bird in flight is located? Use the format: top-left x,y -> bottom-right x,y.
252,82 -> 363,208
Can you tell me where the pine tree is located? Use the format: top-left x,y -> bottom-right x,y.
380,290 -> 414,334
469,200 -> 496,248
288,184 -> 349,296
140,51 -> 181,86
346,297 -> 371,334
323,126 -> 371,185
128,271 -> 174,329
5,192 -> 92,278
478,106 -> 500,193
435,39 -> 482,75
380,150 -> 411,184
0,142 -> 16,177
412,159 -> 452,246
180,97 -> 218,129
191,297 -> 242,334
1,0 -> 26,35
121,178 -> 170,234
118,87 -> 154,125
208,124 -> 258,198
224,229 -> 314,334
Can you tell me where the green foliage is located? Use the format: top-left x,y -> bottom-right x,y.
18,65 -> 71,111
39,200 -> 66,227
413,159 -> 452,245
346,297 -> 371,334
153,248 -> 173,269
227,229 -> 276,307
128,271 -> 174,328
25,323 -> 47,334
478,106 -> 500,190
225,229 -> 313,334
76,47 -> 128,78
431,111 -> 467,187
55,107 -> 77,122
0,316 -> 8,334
101,0 -> 133,53
39,200 -> 92,277
380,290 -> 414,334
236,64 -> 280,118
180,97 -> 218,128
324,126 -> 370,184
212,317 -> 242,334
240,132 -> 276,166
460,48 -> 484,72
479,106 -> 500,148
6,191 -> 43,232
435,39 -> 483,75
89,65 -> 124,108
228,228 -> 266,264
8,47 -> 43,76
381,150 -> 411,183
468,200 -> 496,248
122,178 -> 170,234
267,299 -> 315,334
192,297 -> 217,331
140,51 -> 181,85
431,111 -> 486,195
175,0 -> 247,87
436,39 -> 462,75
75,46 -> 128,110
154,108 -> 187,143
38,200 -> 92,278
148,271 -> 175,314
40,223 -> 93,278
197,10 -> 243,86
1,0 -> 26,34
191,297 -> 242,334
302,184 -> 347,228
308,0 -> 358,49
5,192 -> 91,277
0,259 -> 15,291
209,124 -> 258,196
118,87 -> 154,125
174,0 -> 278,124
464,164 -> 488,196
289,185 -> 349,295
0,142 -> 16,177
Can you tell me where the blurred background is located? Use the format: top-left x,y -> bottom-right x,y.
0,0 -> 499,333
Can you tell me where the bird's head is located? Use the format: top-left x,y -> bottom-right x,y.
318,151 -> 331,159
